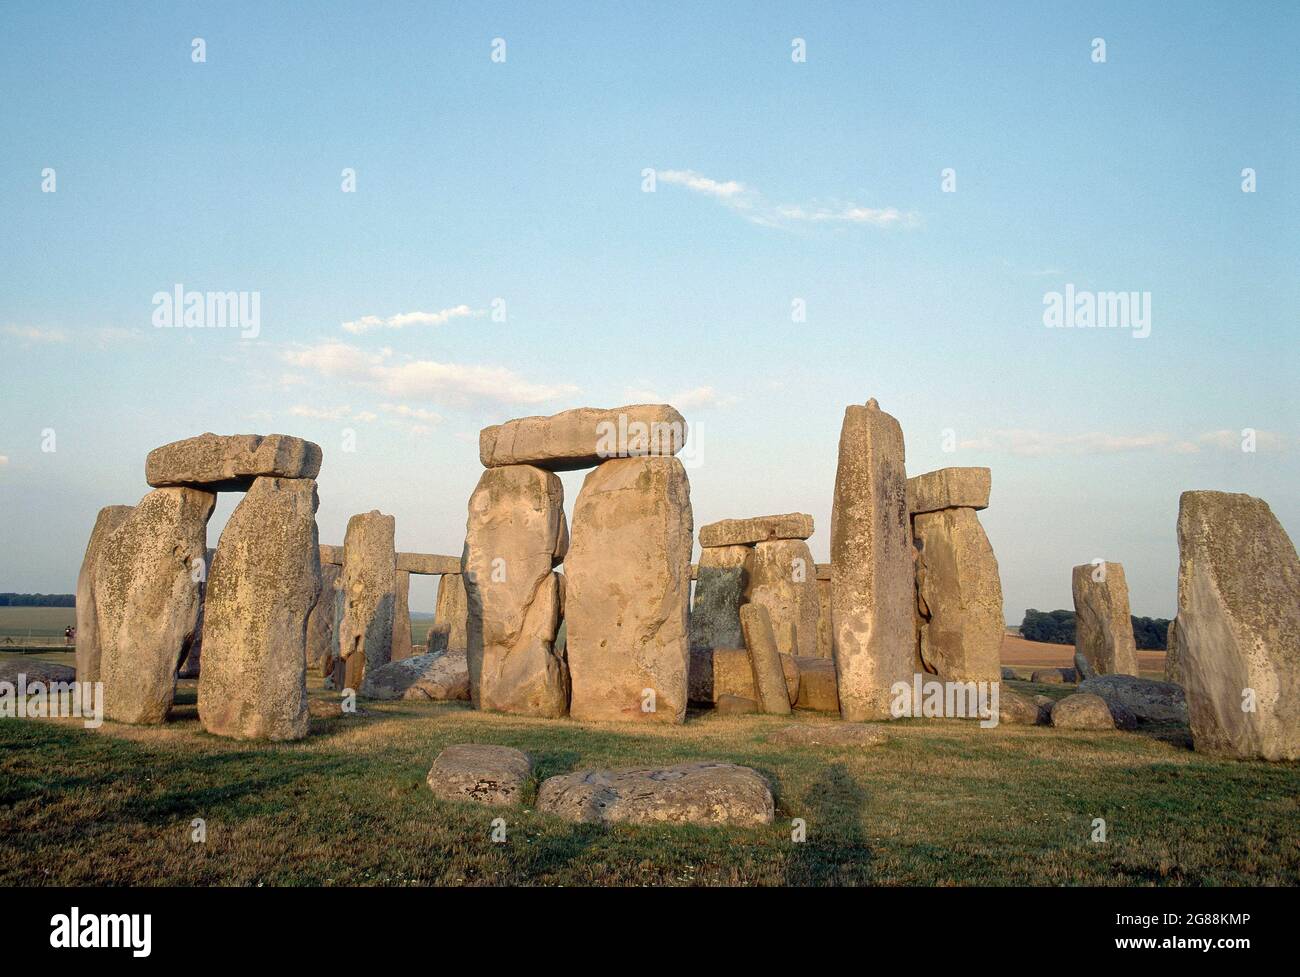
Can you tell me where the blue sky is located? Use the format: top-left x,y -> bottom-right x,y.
1,1 -> 1296,617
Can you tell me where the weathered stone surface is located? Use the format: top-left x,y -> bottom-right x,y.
95,487 -> 214,724
689,647 -> 797,706
0,659 -> 77,686
176,547 -> 215,680
815,563 -> 832,581
1030,668 -> 1069,684
815,575 -> 832,658
198,477 -> 319,741
426,744 -> 532,807
1073,649 -> 1095,682
998,688 -> 1044,725
1164,618 -> 1182,686
830,399 -> 913,721
767,723 -> 887,747
146,433 -> 321,490
1177,491 -> 1300,760
362,651 -> 470,701
1072,562 -> 1139,677
537,762 -> 773,826
306,563 -> 341,675
913,507 -> 1003,683
699,513 -> 814,548
319,544 -> 344,566
698,544 -> 753,578
739,604 -> 792,715
480,404 -> 687,471
428,572 -> 469,655
396,552 -> 461,575
689,566 -> 745,654
1001,666 -> 1031,681
747,539 -> 819,659
793,656 -> 838,711
391,569 -> 414,662
75,505 -> 135,684
567,456 -> 693,723
1078,674 -> 1188,724
1050,693 -> 1117,730
906,467 -> 991,515
715,694 -> 758,715
337,511 -> 396,691
463,465 -> 568,717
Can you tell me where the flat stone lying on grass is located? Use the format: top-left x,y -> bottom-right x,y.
537,762 -> 773,826
698,512 -> 814,547
1030,668 -> 1076,684
146,433 -> 322,490
1050,693 -> 1121,730
766,723 -> 888,747
998,689 -> 1045,725
1001,666 -> 1032,681
0,660 -> 77,685
426,744 -> 533,807
1078,674 -> 1188,724
361,652 -> 469,701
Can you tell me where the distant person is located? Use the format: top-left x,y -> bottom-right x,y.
64,625 -> 74,646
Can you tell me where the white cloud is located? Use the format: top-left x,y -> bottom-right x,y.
1197,429 -> 1286,452
282,341 -> 578,407
3,325 -> 68,344
288,404 -> 354,422
958,428 -> 1288,456
0,455 -> 8,466
623,384 -> 738,410
342,304 -> 484,335
656,168 -> 917,229
380,403 -> 442,423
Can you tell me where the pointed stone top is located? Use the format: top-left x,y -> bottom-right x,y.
866,398 -> 880,410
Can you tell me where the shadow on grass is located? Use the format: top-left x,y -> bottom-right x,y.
783,762 -> 873,885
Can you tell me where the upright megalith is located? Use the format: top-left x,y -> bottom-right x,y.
1071,562 -> 1139,677
912,507 -> 1003,683
815,564 -> 832,659
337,510 -> 396,690
462,465 -> 568,717
429,572 -> 469,655
95,487 -> 215,724
75,504 -> 134,683
306,562 -> 342,675
739,604 -> 793,716
1164,618 -> 1182,686
689,566 -> 746,654
199,477 -> 320,741
177,547 -> 215,679
747,537 -> 819,659
567,456 -> 694,723
392,569 -> 414,662
479,404 -> 687,470
1177,491 -> 1300,761
830,399 -> 913,721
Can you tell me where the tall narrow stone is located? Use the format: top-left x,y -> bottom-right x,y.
1177,491 -> 1300,760
75,505 -> 134,683
830,400 -> 912,721
1164,618 -> 1182,686
199,477 -> 320,741
306,563 -> 342,675
391,569 -> 414,662
740,604 -> 793,715
95,487 -> 215,724
463,466 -> 568,717
567,456 -> 693,723
1071,562 -> 1139,676
428,572 -> 469,655
690,567 -> 746,654
815,565 -> 832,659
177,547 -> 215,679
337,510 -> 396,690
913,508 -> 1003,683
747,538 -> 819,659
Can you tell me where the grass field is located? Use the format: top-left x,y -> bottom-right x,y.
1,657 -> 1295,886
0,606 -> 76,644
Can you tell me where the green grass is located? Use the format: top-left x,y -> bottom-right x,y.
1,668 -> 1296,886
0,606 -> 76,642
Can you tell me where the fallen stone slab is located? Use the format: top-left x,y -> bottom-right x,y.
361,651 -> 470,701
1050,693 -> 1118,730
146,433 -> 321,490
396,552 -> 462,575
426,744 -> 533,807
480,404 -> 687,470
0,660 -> 77,686
766,723 -> 887,747
1078,674 -> 1188,724
1001,666 -> 1033,681
1030,668 -> 1073,684
699,513 -> 814,548
537,762 -> 773,826
906,467 -> 991,514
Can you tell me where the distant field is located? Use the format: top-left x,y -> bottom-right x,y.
0,606 -> 76,644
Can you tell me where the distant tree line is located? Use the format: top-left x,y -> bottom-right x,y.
1019,609 -> 1170,650
0,593 -> 76,607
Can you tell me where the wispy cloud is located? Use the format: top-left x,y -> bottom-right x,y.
288,404 -> 358,422
282,341 -> 578,407
959,428 -> 1288,456
656,168 -> 917,229
3,325 -> 69,345
0,455 -> 9,466
622,384 -> 739,410
342,304 -> 484,335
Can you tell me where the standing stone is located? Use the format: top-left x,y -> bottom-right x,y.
830,399 -> 913,721
391,569 -> 414,662
463,465 -> 568,717
75,505 -> 134,684
95,488 -> 215,724
567,456 -> 693,723
428,572 -> 469,655
1177,491 -> 1300,761
739,604 -> 792,715
306,563 -> 342,675
913,508 -> 1003,683
199,477 -> 320,740
689,566 -> 745,654
1164,618 -> 1182,686
815,565 -> 832,659
1071,562 -> 1139,677
747,538 -> 819,659
337,511 -> 396,690
177,547 -> 215,679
